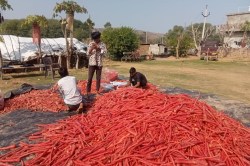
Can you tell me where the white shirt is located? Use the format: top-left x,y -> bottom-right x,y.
57,76 -> 82,105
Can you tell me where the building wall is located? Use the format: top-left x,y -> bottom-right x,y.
138,45 -> 150,55
224,12 -> 250,48
138,44 -> 167,55
149,44 -> 160,55
159,45 -> 166,54
227,12 -> 250,25
224,37 -> 242,48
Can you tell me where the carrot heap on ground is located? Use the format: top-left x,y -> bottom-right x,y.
0,81 -> 104,114
77,80 -> 104,95
0,87 -> 249,166
1,89 -> 68,114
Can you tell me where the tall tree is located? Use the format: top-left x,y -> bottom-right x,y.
81,18 -> 95,42
0,0 -> 12,10
53,0 -> 87,69
165,25 -> 193,59
86,17 -> 95,30
0,19 -> 85,39
81,22 -> 91,41
41,19 -> 63,38
187,23 -> 217,48
104,22 -> 111,28
22,15 -> 48,65
0,0 -> 12,70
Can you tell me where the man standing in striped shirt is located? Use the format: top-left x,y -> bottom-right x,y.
86,31 -> 107,97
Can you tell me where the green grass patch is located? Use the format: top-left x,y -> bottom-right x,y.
1,58 -> 250,104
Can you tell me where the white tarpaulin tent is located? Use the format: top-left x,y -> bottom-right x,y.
0,35 -> 87,61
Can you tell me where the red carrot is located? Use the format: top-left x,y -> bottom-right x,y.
0,86 -> 249,166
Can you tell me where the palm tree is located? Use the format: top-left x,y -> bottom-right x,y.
53,0 -> 87,69
22,15 -> 48,65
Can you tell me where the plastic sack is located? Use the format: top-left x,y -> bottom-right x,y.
110,81 -> 128,87
0,90 -> 4,110
102,68 -> 118,82
101,83 -> 115,92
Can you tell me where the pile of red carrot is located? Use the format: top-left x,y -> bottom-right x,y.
77,80 -> 104,94
0,87 -> 249,165
0,81 -> 103,114
102,69 -> 118,82
1,89 -> 68,114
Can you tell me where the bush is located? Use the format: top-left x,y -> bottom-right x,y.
102,27 -> 139,60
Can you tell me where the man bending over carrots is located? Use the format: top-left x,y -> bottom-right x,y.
128,67 -> 148,88
52,67 -> 84,113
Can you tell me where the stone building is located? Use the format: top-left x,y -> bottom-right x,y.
138,44 -> 167,56
219,11 -> 250,48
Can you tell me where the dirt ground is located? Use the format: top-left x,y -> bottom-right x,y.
0,87 -> 249,151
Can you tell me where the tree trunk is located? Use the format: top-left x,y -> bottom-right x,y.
65,29 -> 70,69
0,50 -> 3,80
38,43 -> 42,71
176,39 -> 180,59
60,21 -> 66,68
176,32 -> 184,59
58,55 -> 62,67
66,12 -> 74,69
191,24 -> 201,57
176,47 -> 179,59
76,54 -> 79,69
197,46 -> 201,57
8,35 -> 16,60
191,24 -> 198,49
17,36 -> 21,61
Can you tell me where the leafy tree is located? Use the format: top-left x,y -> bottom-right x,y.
81,22 -> 91,41
104,22 -> 111,28
0,0 -> 12,11
186,23 -> 203,49
41,19 -> 63,38
23,15 -> 48,28
81,18 -> 95,42
0,0 -> 12,64
0,18 -> 87,39
102,27 -> 139,60
73,20 -> 85,40
74,28 -> 85,41
186,23 -> 218,49
241,21 -> 250,47
74,19 -> 83,28
0,19 -> 29,36
85,17 -> 95,30
16,20 -> 31,37
22,15 -> 48,64
53,0 -> 87,69
164,25 -> 193,58
241,21 -> 250,33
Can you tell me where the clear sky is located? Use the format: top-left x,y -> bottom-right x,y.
3,0 -> 250,34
